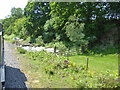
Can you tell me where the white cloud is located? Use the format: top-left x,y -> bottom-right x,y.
0,0 -> 28,19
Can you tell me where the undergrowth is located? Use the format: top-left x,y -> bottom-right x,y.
17,47 -> 27,54
24,50 -> 119,88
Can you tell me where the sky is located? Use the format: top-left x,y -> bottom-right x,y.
0,0 -> 28,19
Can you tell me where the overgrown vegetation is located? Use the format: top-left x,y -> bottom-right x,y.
1,2 -> 120,51
1,2 -> 119,88
19,50 -> 119,88
17,47 -> 27,54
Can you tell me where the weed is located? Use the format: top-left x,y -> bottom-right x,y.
17,47 -> 27,54
21,50 -> 118,88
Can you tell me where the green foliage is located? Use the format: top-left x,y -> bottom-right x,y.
13,17 -> 28,39
3,34 -> 18,44
17,47 -> 27,54
6,25 -> 14,35
35,36 -> 44,46
54,42 -> 67,54
43,16 -> 67,43
24,2 -> 51,38
25,50 -> 119,88
2,2 -> 119,52
45,41 -> 67,54
104,23 -> 116,32
2,17 -> 13,35
2,2 -> 119,88
4,34 -> 16,40
25,36 -> 31,43
65,15 -> 88,46
87,45 -> 118,55
2,7 -> 24,36
43,19 -> 55,43
11,7 -> 23,18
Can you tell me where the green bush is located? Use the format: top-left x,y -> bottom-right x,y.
19,28 -> 27,40
45,42 -> 54,48
45,41 -> 84,56
35,36 -> 44,46
24,36 -> 31,43
26,36 -> 31,42
3,34 -> 8,40
88,45 -> 118,55
4,34 -> 16,40
54,42 -> 66,52
17,47 -> 27,54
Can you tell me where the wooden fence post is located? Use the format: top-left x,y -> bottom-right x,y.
118,54 -> 120,83
54,45 -> 56,53
87,57 -> 88,69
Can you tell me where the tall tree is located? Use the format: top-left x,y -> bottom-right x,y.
11,7 -> 23,18
24,2 -> 51,42
2,7 -> 23,35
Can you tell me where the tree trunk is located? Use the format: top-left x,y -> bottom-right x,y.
81,45 -> 85,53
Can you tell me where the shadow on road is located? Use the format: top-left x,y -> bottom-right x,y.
5,66 -> 27,89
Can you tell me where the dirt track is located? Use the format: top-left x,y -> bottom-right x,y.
4,41 -> 28,88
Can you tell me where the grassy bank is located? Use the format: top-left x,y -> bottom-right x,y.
17,48 -> 119,88
69,54 -> 118,74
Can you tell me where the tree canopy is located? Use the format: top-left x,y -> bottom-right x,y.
2,2 -> 120,48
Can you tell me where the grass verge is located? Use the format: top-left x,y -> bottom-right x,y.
16,49 -> 119,88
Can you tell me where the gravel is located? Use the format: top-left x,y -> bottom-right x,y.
4,41 -> 28,88
20,46 -> 59,53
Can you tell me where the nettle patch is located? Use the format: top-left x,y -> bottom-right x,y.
26,50 -> 119,88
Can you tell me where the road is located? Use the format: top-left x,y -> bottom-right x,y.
4,41 -> 28,88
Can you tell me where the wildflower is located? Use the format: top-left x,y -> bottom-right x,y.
88,71 -> 90,74
68,65 -> 71,68
115,73 -> 118,77
73,63 -> 76,67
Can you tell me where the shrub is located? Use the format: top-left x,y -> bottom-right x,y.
24,36 -> 31,43
19,28 -> 27,40
3,34 -> 8,40
45,42 -> 54,48
54,42 -> 66,52
35,36 -> 44,46
88,45 -> 118,55
4,34 -> 16,40
17,47 -> 27,54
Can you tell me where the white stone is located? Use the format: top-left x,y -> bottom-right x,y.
19,39 -> 23,41
19,46 -> 59,53
35,47 -> 45,51
22,46 -> 31,51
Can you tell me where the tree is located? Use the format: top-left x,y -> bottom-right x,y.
13,17 -> 28,39
24,2 -> 51,42
11,7 -> 23,18
43,19 -> 55,43
2,7 -> 23,35
2,17 -> 15,35
65,15 -> 88,53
